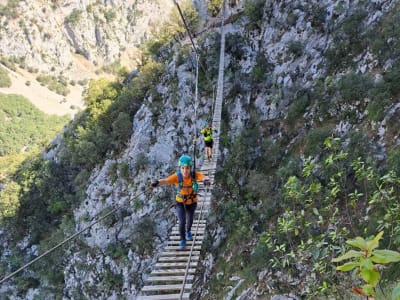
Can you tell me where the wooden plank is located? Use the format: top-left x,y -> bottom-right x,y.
137,293 -> 190,300
155,262 -> 198,268
159,256 -> 199,262
171,230 -> 204,234
166,240 -> 202,245
169,236 -> 204,240
145,275 -> 194,282
151,269 -> 196,275
141,284 -> 192,292
161,251 -> 200,256
165,245 -> 201,250
172,225 -> 206,230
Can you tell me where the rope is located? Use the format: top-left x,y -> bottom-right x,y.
179,182 -> 210,300
172,0 -> 213,85
0,188 -> 151,285
172,0 -> 201,67
192,52 -> 199,170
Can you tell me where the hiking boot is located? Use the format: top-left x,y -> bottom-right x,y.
186,231 -> 193,241
179,240 -> 186,249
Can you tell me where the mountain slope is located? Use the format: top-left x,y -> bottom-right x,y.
1,0 -> 400,299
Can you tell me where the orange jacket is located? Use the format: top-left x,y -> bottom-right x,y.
165,171 -> 205,204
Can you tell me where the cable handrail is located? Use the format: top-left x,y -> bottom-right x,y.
0,187 -> 151,285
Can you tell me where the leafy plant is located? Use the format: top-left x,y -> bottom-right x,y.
332,231 -> 400,299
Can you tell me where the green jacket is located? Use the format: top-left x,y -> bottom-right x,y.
200,127 -> 216,142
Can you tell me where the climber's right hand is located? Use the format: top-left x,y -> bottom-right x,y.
151,180 -> 159,188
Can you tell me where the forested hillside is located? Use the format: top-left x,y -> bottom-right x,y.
1,0 -> 400,299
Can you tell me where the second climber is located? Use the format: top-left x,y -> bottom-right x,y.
200,122 -> 217,161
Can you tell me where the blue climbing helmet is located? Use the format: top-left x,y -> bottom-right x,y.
201,120 -> 208,129
178,155 -> 193,167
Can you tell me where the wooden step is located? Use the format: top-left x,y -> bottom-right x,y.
145,275 -> 194,282
165,245 -> 201,250
151,269 -> 196,275
169,235 -> 204,240
171,230 -> 204,235
161,251 -> 200,256
141,284 -> 192,292
137,293 -> 190,300
166,240 -> 202,245
155,262 -> 198,268
172,224 -> 206,229
159,256 -> 199,262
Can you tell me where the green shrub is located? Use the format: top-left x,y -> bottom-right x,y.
382,62 -> 400,97
368,3 -> 400,64
367,81 -> 391,121
286,40 -> 304,58
251,53 -> 272,84
207,0 -> 223,17
225,33 -> 246,62
337,72 -> 373,104
304,127 -> 332,156
0,66 -> 11,87
287,90 -> 310,127
243,0 -> 265,30
65,8 -> 82,25
36,74 -> 70,96
0,0 -> 19,18
388,149 -> 400,174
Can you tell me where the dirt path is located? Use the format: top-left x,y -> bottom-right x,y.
0,66 -> 85,118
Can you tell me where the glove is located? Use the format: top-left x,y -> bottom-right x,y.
204,179 -> 210,186
151,180 -> 159,188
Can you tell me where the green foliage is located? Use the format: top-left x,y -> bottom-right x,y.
251,53 -> 273,84
0,66 -> 11,87
287,90 -> 311,128
101,61 -> 128,78
0,153 -> 28,223
0,181 -> 20,220
367,81 -> 391,121
198,32 -> 220,88
388,148 -> 400,175
332,231 -> 400,298
382,61 -> 400,97
243,0 -> 265,30
65,8 -> 83,25
225,33 -> 246,62
0,93 -> 69,156
142,0 -> 199,58
367,3 -> 400,64
36,74 -> 70,96
245,135 -> 400,298
336,72 -> 373,104
303,127 -> 332,157
286,40 -> 304,58
131,216 -> 155,256
103,9 -> 116,22
14,158 -> 76,243
0,57 -> 17,72
207,0 -> 223,17
0,0 -> 19,18
325,9 -> 368,73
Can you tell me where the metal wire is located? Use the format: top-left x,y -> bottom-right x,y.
0,188 -> 151,285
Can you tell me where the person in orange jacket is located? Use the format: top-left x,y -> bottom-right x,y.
151,155 -> 210,249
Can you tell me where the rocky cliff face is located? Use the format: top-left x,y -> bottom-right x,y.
0,0 -> 174,80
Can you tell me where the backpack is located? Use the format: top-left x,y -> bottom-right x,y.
176,169 -> 198,199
